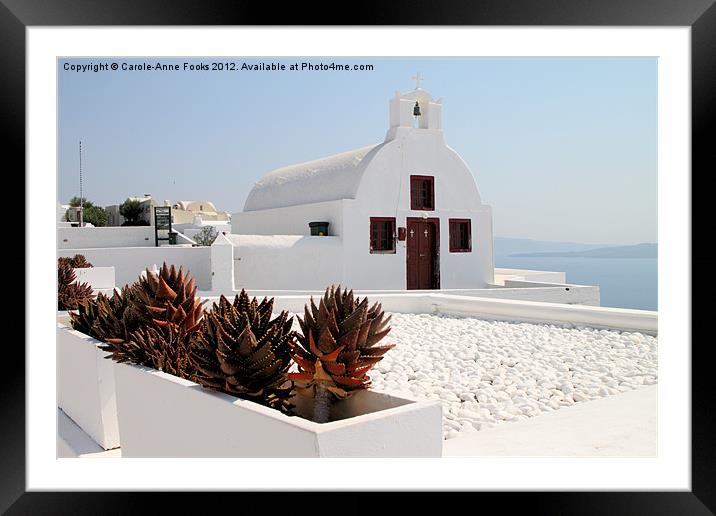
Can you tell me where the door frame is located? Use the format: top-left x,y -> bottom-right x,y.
405,217 -> 440,290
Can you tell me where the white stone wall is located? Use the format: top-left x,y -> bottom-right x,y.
494,268 -> 567,285
229,234 -> 343,291
73,266 -> 116,291
58,226 -> 155,249
232,200 -> 344,236
181,225 -> 231,241
57,246 -> 211,289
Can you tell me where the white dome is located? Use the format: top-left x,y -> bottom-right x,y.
243,143 -> 385,211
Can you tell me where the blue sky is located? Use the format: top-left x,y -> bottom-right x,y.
58,57 -> 656,245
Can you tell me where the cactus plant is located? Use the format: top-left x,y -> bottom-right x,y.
104,264 -> 203,378
58,259 -> 93,310
133,263 -> 204,332
70,286 -> 149,365
190,291 -> 295,413
130,325 -> 195,379
59,254 -> 93,268
289,285 -> 394,423
68,264 -> 205,381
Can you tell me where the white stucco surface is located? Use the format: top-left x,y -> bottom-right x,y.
57,322 -> 120,450
58,246 -> 211,289
73,266 -> 116,291
59,387 -> 656,458
114,363 -> 442,457
493,268 -> 567,285
228,234 -> 343,291
233,200 -> 344,236
58,226 -> 155,249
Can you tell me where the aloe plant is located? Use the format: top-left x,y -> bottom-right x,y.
133,263 -> 204,332
130,324 -> 195,379
110,264 -> 204,377
289,285 -> 394,423
70,263 -> 205,381
59,254 -> 93,268
190,291 -> 295,413
70,286 -> 149,364
58,259 -> 93,310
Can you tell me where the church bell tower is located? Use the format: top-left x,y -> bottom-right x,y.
385,72 -> 443,142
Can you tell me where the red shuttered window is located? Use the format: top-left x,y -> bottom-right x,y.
370,217 -> 396,253
449,219 -> 472,252
410,175 -> 435,210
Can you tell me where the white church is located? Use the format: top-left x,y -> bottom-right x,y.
228,77 -> 494,291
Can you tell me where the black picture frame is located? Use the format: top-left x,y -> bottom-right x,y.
6,0 -> 712,512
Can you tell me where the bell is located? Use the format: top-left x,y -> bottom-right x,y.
413,101 -> 421,117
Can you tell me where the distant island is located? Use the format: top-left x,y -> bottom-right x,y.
510,243 -> 657,259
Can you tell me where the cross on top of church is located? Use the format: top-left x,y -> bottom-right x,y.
412,71 -> 424,89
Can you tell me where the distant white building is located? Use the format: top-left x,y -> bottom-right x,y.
230,82 -> 494,290
170,200 -> 231,224
105,196 -> 230,227
105,194 -> 158,226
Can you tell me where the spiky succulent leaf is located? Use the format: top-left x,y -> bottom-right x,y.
58,254 -> 93,269
190,290 -> 296,413
290,285 -> 395,399
58,259 -> 93,310
128,325 -> 195,379
68,285 -> 148,364
132,262 -> 204,332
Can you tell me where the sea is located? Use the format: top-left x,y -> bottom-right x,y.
495,256 -> 658,311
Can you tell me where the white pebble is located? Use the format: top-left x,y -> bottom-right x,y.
346,312 -> 657,439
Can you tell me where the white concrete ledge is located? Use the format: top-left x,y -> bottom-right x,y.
494,267 -> 567,285
426,294 -> 657,335
200,292 -> 657,335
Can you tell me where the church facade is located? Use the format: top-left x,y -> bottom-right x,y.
230,82 -> 494,291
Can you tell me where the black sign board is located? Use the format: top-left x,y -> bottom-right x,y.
154,206 -> 173,246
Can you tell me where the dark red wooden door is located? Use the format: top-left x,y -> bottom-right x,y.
406,219 -> 439,290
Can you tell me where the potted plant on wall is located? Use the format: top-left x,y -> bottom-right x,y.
189,291 -> 295,413
110,285 -> 442,457
57,257 -> 94,314
288,285 -> 394,423
57,262 -> 204,450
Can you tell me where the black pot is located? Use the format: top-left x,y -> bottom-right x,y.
309,221 -> 330,236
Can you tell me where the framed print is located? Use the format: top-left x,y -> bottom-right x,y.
6,0 -> 714,512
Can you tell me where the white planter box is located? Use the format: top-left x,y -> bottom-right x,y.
57,321 -> 120,450
114,363 -> 442,457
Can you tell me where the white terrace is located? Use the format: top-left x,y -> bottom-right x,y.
58,288 -> 657,458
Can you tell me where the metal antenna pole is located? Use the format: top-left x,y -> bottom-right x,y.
79,140 -> 84,226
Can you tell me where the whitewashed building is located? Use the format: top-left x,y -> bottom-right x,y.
230,82 -> 494,291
